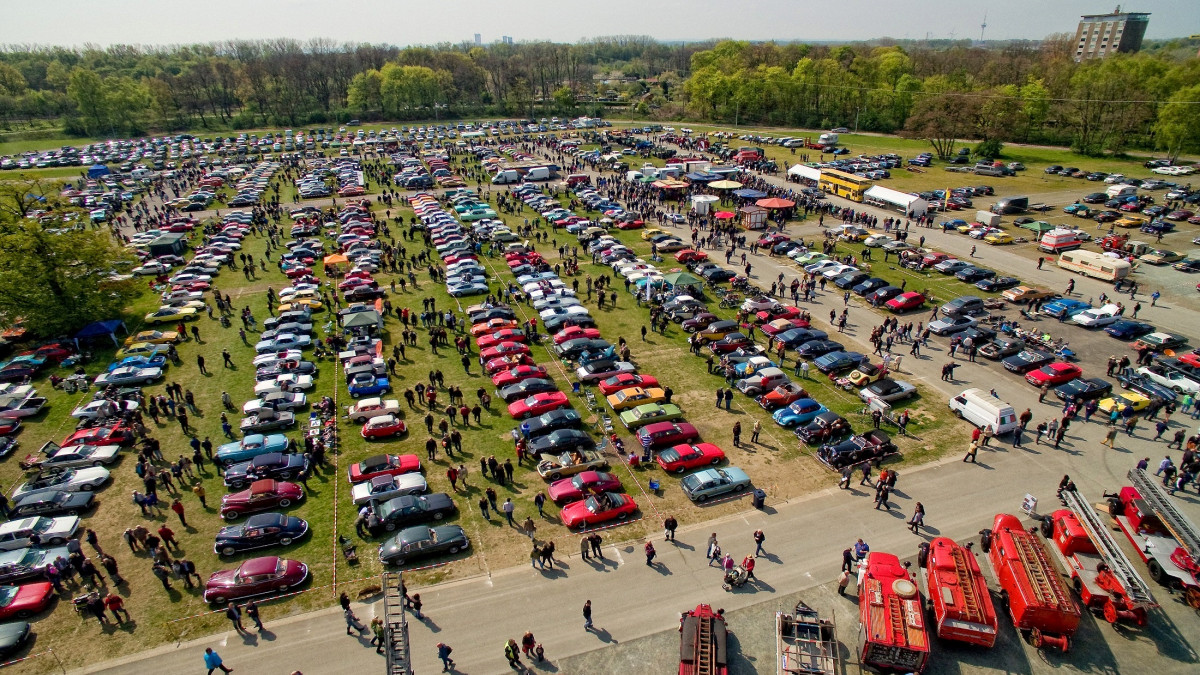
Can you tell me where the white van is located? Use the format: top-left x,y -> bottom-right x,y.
948,388 -> 1018,435
626,170 -> 644,183
526,167 -> 550,182
130,168 -> 152,180
1106,184 -> 1138,198
491,169 -> 520,185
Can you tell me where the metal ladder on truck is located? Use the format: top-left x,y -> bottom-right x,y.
1012,532 -> 1070,607
381,572 -> 413,675
1060,488 -> 1156,607
1128,468 -> 1200,563
694,612 -> 714,675
950,546 -> 983,621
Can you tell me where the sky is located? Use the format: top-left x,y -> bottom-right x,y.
3,0 -> 1198,47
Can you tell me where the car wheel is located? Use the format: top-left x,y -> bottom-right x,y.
49,537 -> 65,545
696,494 -> 708,502
710,457 -> 721,466
81,484 -> 95,491
549,472 -> 562,481
385,522 -> 397,532
224,511 -> 240,520
277,499 -> 292,507
576,520 -> 588,529
673,466 -> 686,474
351,392 -> 360,399
448,546 -> 460,554
279,537 -> 293,546
1148,560 -> 1166,585
433,512 -> 445,520
92,461 -> 104,467
276,583 -> 289,592
617,512 -> 629,520
278,471 -> 293,479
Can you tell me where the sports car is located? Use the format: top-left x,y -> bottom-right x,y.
813,351 -> 868,375
757,383 -> 808,410
492,366 -> 549,388
575,360 -> 636,383
93,366 -> 163,387
656,443 -> 725,473
38,444 -> 121,469
547,470 -> 622,504
1097,392 -> 1151,414
476,330 -> 527,350
243,392 -> 308,416
471,319 -> 520,337
60,424 -> 134,448
794,339 -> 845,359
203,556 -> 309,604
606,387 -> 667,411
859,379 -> 918,404
635,422 -> 699,449
123,330 -> 180,346
1002,349 -> 1055,374
220,479 -> 304,520
214,513 -> 309,556
479,342 -> 532,363
350,474 -> 429,505
499,379 -> 559,403
536,449 -> 609,480
253,374 -> 315,396
143,307 -> 198,324
508,392 -> 570,419
239,408 -> 296,433
1002,286 -> 1056,304
348,454 -> 422,483
215,433 -> 290,467
680,467 -> 752,502
1054,377 -> 1112,402
0,546 -> 70,585
597,373 -> 660,396
0,583 -> 54,620
560,492 -> 637,529
521,409 -> 583,438
223,453 -> 310,490
379,525 -> 470,566
528,429 -> 595,457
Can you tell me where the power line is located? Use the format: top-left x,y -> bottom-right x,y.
781,78 -> 1200,105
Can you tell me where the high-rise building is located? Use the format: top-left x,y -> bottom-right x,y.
1073,7 -> 1149,61
501,36 -> 514,45
474,33 -> 481,46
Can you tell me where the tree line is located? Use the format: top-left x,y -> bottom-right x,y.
1,36 -> 1198,158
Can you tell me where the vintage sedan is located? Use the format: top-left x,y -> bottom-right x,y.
38,443 -> 121,470
214,513 -> 310,556
634,422 -> 699,449
560,492 -> 637,529
143,307 -> 198,324
8,490 -> 94,519
817,431 -> 897,469
795,411 -> 852,445
656,443 -> 726,473
476,330 -> 527,351
606,387 -> 667,411
859,379 -> 918,404
794,339 -> 845,359
772,399 -> 826,427
348,454 -> 422,483
1105,321 -> 1155,340
11,468 -> 110,501
528,429 -> 595,458
243,392 -> 308,416
680,467 -> 752,503
220,480 -> 304,520
536,449 -> 609,481
253,373 -> 315,397
345,397 -> 401,423
372,493 -> 457,533
361,415 -> 408,440
347,374 -> 391,398
498,379 -> 559,403
1002,349 -> 1055,374
547,470 -> 622,504
239,409 -> 296,434
757,383 -> 809,410
1002,286 -> 1057,304
93,366 -> 163,387
1053,377 -> 1112,402
0,516 -> 80,550
123,330 -> 180,345
508,392 -> 570,419
619,403 -> 683,429
1025,363 -> 1083,387
479,342 -> 532,363
350,474 -> 429,505
215,433 -> 290,467
222,453 -> 309,489
379,525 -> 470,566
596,374 -> 659,397
575,360 -> 636,383
0,583 -> 54,620
203,556 -> 309,604
0,546 -> 70,585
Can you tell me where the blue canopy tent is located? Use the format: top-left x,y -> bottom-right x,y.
733,189 -> 767,199
74,319 -> 128,349
87,164 -> 110,179
686,172 -> 719,182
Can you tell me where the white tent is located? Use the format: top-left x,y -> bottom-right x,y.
864,185 -> 928,217
788,164 -> 821,182
691,194 -> 719,215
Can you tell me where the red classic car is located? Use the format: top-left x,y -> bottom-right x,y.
220,479 -> 304,520
347,454 -> 422,483
597,373 -> 660,396
476,330 -> 528,350
552,326 -> 603,344
508,392 -> 571,419
484,354 -> 535,375
760,318 -> 809,337
884,292 -> 927,313
203,556 -> 309,604
1025,362 -> 1083,387
492,365 -> 549,387
674,249 -> 709,263
757,382 -> 809,410
360,415 -> 408,440
560,492 -> 638,529
0,582 -> 55,619
656,443 -> 726,473
547,470 -> 623,503
61,424 -> 135,448
479,342 -> 531,363
22,344 -> 74,364
755,305 -> 802,323
471,319 -> 520,337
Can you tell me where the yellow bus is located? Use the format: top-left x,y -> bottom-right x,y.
818,169 -> 873,203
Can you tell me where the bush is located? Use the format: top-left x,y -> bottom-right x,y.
975,139 -> 1004,159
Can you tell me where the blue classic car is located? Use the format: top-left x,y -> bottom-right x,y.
106,354 -> 167,372
771,399 -> 827,427
215,434 -> 290,468
813,351 -> 868,375
349,374 -> 392,398
1040,298 -> 1091,320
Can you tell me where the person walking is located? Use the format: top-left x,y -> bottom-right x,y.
226,602 -> 246,634
170,498 -> 188,527
345,607 -> 368,636
437,643 -> 456,672
245,599 -> 263,631
502,498 -> 515,526
963,440 -> 979,463
909,503 -> 925,534
583,599 -> 594,630
753,529 -> 766,557
104,592 -> 130,623
644,540 -> 657,566
732,421 -> 742,447
504,638 -> 522,668
203,648 -> 232,675
664,515 -> 678,541
370,617 -> 385,653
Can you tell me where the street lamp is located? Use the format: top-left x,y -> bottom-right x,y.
854,107 -> 862,134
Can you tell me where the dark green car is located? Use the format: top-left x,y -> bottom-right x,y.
379,525 -> 469,566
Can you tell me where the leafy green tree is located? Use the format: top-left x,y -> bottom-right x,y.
1154,84 -> 1200,163
66,67 -> 108,134
552,86 -> 576,114
0,179 -> 140,337
347,70 -> 383,113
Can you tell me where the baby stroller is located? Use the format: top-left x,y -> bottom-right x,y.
722,565 -> 750,591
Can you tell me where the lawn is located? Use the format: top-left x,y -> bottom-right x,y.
0,136 -> 975,674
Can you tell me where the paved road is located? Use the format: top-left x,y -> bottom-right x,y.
75,158 -> 1200,675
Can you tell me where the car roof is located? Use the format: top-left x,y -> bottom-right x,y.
238,556 -> 280,576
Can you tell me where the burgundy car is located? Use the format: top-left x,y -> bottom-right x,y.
220,479 -> 304,520
635,422 -> 699,448
203,555 -> 309,604
547,470 -> 622,503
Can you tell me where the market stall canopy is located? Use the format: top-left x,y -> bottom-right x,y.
713,211 -> 736,220
788,164 -> 822,182
863,185 -> 927,217
691,195 -> 719,203
756,197 -> 796,209
342,309 -> 382,330
323,254 -> 350,274
1018,221 -> 1056,234
733,189 -> 768,199
686,172 -> 720,182
74,319 -> 127,348
662,271 -> 704,289
709,180 -> 743,190
87,164 -> 110,179
652,179 -> 689,190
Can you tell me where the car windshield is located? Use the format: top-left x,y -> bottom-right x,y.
0,587 -> 17,604
32,518 -> 52,534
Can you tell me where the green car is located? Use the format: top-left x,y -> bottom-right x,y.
619,403 -> 683,429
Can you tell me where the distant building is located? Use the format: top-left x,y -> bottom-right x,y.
501,36 -> 514,45
474,33 -> 481,46
1073,7 -> 1150,61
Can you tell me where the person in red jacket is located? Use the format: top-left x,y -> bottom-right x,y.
742,555 -> 756,580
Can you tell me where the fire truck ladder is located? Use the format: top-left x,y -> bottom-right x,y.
1128,468 -> 1200,563
886,595 -> 907,644
1061,489 -> 1156,607
949,546 -> 982,620
381,572 -> 413,675
694,612 -> 715,675
1011,530 -> 1071,608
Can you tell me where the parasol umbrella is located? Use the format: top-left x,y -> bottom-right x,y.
713,211 -> 736,220
756,197 -> 796,209
709,180 -> 743,190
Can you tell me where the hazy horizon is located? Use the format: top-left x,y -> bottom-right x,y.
3,0 -> 1198,49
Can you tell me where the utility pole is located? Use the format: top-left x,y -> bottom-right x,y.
980,11 -> 988,43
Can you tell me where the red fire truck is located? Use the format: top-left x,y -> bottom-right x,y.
918,537 -> 999,647
1044,488 -> 1157,625
1106,468 -> 1200,609
981,513 -> 1081,651
679,604 -> 728,675
857,552 -> 930,673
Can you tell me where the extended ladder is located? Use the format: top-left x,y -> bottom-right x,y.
1128,468 -> 1200,561
695,613 -> 713,675
887,596 -> 906,644
1061,489 -> 1157,607
950,546 -> 982,621
381,572 -> 413,675
1012,531 -> 1070,607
